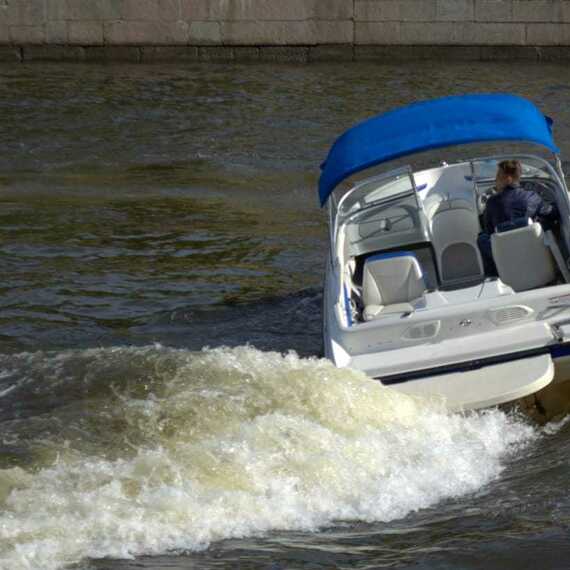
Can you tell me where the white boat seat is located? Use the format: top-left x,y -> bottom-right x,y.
491,222 -> 557,292
430,207 -> 484,287
362,253 -> 426,321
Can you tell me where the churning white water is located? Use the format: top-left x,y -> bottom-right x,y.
0,345 -> 536,570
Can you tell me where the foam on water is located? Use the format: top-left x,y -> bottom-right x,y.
0,345 -> 536,570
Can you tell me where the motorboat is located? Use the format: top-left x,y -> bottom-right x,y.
320,94 -> 570,422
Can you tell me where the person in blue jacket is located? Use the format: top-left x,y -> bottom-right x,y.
477,159 -> 558,276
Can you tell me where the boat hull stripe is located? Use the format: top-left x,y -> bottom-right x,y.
378,344 -> 570,385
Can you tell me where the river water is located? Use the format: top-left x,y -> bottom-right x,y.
0,61 -> 569,570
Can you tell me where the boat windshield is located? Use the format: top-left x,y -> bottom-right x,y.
471,155 -> 559,186
337,167 -> 415,218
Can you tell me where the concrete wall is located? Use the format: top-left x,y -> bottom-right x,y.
2,0 -> 570,61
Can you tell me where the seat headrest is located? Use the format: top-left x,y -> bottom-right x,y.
491,222 -> 556,292
364,251 -> 422,271
363,252 -> 425,307
493,221 -> 542,240
496,217 -> 531,233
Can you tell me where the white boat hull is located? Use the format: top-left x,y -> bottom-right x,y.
323,255 -> 570,423
386,353 -> 554,412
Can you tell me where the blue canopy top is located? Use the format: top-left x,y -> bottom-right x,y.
318,94 -> 558,206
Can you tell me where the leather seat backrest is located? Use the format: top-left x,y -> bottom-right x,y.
491,222 -> 557,292
363,253 -> 426,307
430,207 -> 484,286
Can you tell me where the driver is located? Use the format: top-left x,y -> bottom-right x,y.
477,159 -> 558,276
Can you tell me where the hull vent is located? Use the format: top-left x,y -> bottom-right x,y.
402,321 -> 441,340
489,306 -> 533,325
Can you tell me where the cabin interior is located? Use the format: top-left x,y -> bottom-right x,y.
333,156 -> 570,326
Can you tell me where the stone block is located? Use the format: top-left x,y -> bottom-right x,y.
48,0 -> 121,22
437,0 -> 474,21
0,45 -> 22,60
182,0 -> 352,22
120,0 -> 180,22
0,17 -> 8,43
315,21 -> 353,44
120,0 -> 159,21
400,22 -> 457,43
240,0 -> 354,21
198,45 -> 233,60
259,45 -> 309,62
309,44 -> 354,61
46,0 -> 66,21
461,21 -> 526,43
6,0 -> 46,25
234,0 -> 313,21
188,21 -> 220,43
141,46 -> 199,61
526,23 -> 570,44
314,0 -> 354,20
355,1 -> 437,22
84,45 -> 141,61
69,21 -> 103,44
355,0 -> 399,21
513,0 -> 561,22
180,0 -> 220,20
399,21 -> 524,44
104,21 -> 188,45
10,25 -> 45,43
355,22 -> 401,44
232,45 -> 260,60
475,0 -> 512,22
221,21 -> 316,45
160,0 -> 182,20
46,20 -> 67,43
562,3 -> 570,22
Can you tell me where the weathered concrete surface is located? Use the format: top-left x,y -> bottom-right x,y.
3,0 -> 570,60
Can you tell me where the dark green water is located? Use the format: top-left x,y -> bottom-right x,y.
0,62 -> 569,570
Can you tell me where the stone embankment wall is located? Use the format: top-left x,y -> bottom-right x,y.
2,0 -> 570,61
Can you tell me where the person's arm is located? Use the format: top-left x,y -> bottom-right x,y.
527,192 -> 558,224
482,197 -> 496,234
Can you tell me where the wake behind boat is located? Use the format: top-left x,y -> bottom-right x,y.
320,94 -> 570,422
